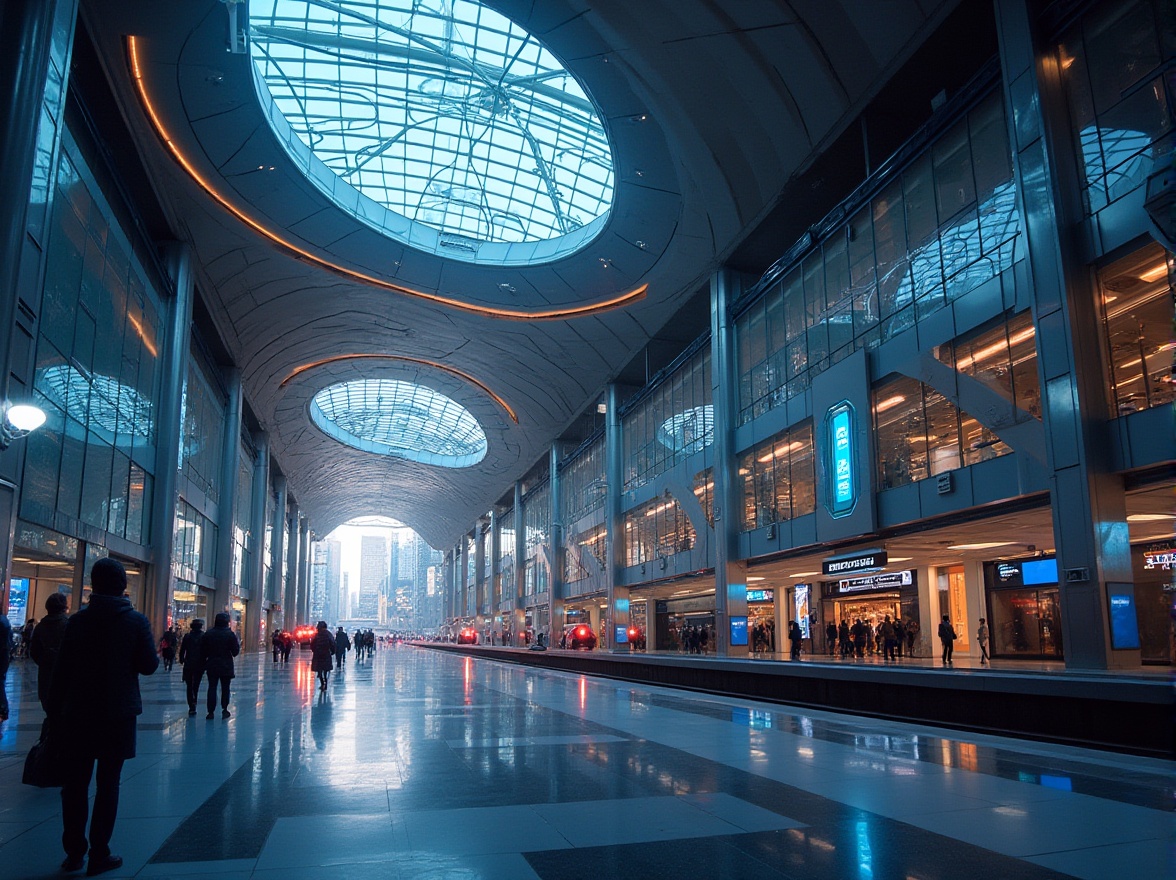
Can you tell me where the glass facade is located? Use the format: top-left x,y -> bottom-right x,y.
933,310 -> 1041,422
623,495 -> 695,568
179,357 -> 226,504
22,138 -> 164,545
736,91 -> 1020,424
622,345 -> 712,492
565,523 -> 605,587
1098,243 -> 1175,415
232,446 -> 254,593
250,0 -> 613,250
496,505 -> 515,606
523,481 -> 550,597
560,435 -> 605,526
737,423 -> 815,531
1060,0 -> 1172,216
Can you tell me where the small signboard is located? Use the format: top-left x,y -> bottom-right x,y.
836,570 -> 914,594
823,549 -> 888,576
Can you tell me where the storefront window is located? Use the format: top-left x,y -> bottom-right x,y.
737,423 -> 815,531
497,507 -> 514,605
1135,539 -> 1175,664
692,468 -> 714,525
1098,243 -> 1175,415
560,434 -> 605,526
565,523 -> 605,585
736,91 -> 1020,424
523,481 -> 550,595
179,356 -> 226,503
936,565 -> 970,650
984,560 -> 1063,658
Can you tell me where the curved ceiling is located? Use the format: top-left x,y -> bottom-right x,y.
84,0 -> 957,548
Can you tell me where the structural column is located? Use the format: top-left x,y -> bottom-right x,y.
145,243 -> 194,637
271,475 -> 288,628
995,0 -> 1137,668
213,369 -> 242,626
299,517 -> 311,624
710,268 -> 749,658
247,432 -> 269,652
474,517 -> 487,629
548,444 -> 564,645
512,481 -> 526,642
604,384 -> 630,653
286,503 -> 300,626
488,509 -> 500,617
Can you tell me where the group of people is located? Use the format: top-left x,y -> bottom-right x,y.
673,622 -> 713,654
174,613 -> 242,718
825,616 -> 920,660
750,620 -> 776,653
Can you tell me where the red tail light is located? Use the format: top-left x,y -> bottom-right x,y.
628,628 -> 638,638
576,627 -> 587,637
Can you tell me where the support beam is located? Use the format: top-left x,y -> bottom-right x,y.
247,432 -> 269,652
604,384 -> 630,653
213,369 -> 242,626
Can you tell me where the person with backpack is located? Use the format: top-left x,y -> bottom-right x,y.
202,613 -> 240,719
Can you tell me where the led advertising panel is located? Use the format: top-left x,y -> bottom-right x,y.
794,585 -> 811,638
1021,558 -> 1058,586
730,616 -> 749,646
826,402 -> 857,517
1107,583 -> 1140,650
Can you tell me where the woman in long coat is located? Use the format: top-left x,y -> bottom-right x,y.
309,621 -> 336,691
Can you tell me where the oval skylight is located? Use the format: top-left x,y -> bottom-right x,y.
249,0 -> 615,261
310,379 -> 487,467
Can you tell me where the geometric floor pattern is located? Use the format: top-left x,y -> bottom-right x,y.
0,647 -> 1170,879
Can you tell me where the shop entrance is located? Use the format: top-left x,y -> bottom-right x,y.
989,587 -> 1063,658
668,612 -> 715,654
833,592 -> 903,655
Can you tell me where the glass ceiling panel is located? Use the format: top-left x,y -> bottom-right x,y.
310,378 -> 487,467
250,0 -> 614,247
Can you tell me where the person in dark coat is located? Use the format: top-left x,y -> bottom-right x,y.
49,557 -> 158,876
0,611 -> 11,722
29,592 -> 70,718
334,626 -> 350,667
310,621 -> 336,691
788,620 -> 803,660
159,626 -> 178,672
201,612 -> 240,719
178,619 -> 205,716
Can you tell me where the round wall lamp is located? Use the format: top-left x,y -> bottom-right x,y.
1,403 -> 46,450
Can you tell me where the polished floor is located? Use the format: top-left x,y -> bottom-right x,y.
0,646 -> 1171,879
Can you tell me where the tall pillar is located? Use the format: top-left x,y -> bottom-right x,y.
488,509 -> 501,614
604,384 -> 630,653
246,432 -> 269,652
299,518 -> 312,624
512,481 -> 526,641
0,0 -> 79,612
286,503 -> 300,626
271,475 -> 288,627
145,243 -> 194,637
474,517 -> 487,627
710,268 -> 749,657
213,369 -> 242,626
548,444 -> 565,645
996,0 -> 1137,669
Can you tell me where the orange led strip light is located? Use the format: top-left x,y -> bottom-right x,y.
126,36 -> 647,321
281,354 -> 519,424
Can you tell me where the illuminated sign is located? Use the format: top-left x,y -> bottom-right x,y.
794,585 -> 811,638
615,625 -> 629,644
730,616 -> 748,646
823,549 -> 887,576
825,402 -> 857,517
1107,585 -> 1140,650
835,570 -> 914,594
746,589 -> 774,603
1143,541 -> 1175,571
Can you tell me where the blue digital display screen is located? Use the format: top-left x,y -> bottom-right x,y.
827,403 -> 856,517
1108,588 -> 1140,650
1021,558 -> 1058,585
730,616 -> 748,646
614,625 -> 629,644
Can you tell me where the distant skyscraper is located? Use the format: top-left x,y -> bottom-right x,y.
309,540 -> 342,623
358,535 -> 388,620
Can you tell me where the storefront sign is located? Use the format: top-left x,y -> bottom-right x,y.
996,562 -> 1020,583
746,589 -> 774,603
823,549 -> 887,576
824,402 -> 857,517
7,578 -> 28,625
1143,541 -> 1175,571
834,569 -> 913,594
794,585 -> 811,638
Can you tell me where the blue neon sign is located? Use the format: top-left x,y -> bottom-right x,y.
826,402 -> 857,517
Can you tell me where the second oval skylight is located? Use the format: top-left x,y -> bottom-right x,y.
250,0 -> 615,258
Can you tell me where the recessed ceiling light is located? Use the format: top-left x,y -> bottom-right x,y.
887,557 -> 913,563
790,571 -> 819,578
947,542 -> 1018,550
1127,514 -> 1174,522
747,576 -> 765,582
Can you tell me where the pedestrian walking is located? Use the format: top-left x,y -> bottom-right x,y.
825,621 -> 837,656
334,626 -> 350,666
202,612 -> 240,719
977,618 -> 990,665
29,593 -> 70,730
310,622 -> 336,691
788,620 -> 803,660
0,611 -> 11,722
178,619 -> 205,716
49,557 -> 158,876
159,626 -> 178,672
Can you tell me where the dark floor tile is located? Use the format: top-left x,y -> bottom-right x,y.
526,834 -> 791,880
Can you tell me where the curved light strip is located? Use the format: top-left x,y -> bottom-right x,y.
125,36 -> 647,321
280,353 -> 518,424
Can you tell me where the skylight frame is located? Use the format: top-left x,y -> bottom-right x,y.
309,378 -> 488,468
249,0 -> 615,262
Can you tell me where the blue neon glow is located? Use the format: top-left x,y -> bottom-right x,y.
827,403 -> 856,517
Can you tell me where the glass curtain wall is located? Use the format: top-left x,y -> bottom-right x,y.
172,499 -> 217,630
622,345 -> 712,492
523,481 -> 550,598
232,445 -> 254,601
22,138 -> 164,547
623,495 -> 696,568
497,505 -> 515,606
1097,243 -> 1175,415
561,435 -> 606,595
1059,0 -> 1172,218
737,423 -> 816,531
179,357 -> 225,503
736,90 -> 1020,424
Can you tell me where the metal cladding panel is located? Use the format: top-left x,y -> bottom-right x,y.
812,348 -> 877,542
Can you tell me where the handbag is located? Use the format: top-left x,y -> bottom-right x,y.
22,735 -> 64,788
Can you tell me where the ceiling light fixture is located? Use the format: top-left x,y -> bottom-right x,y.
946,541 -> 1018,550
125,36 -> 648,322
1127,513 -> 1174,522
1138,262 -> 1168,283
